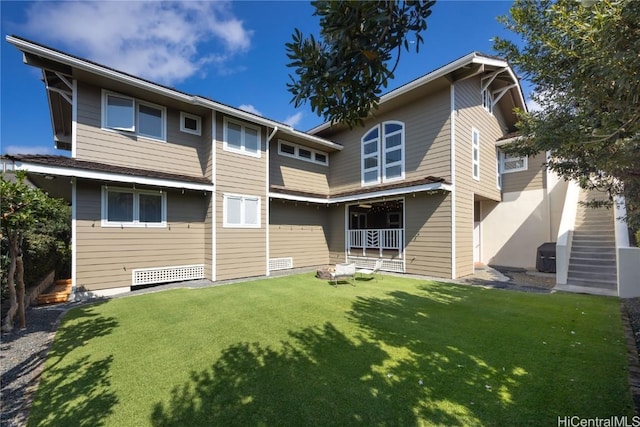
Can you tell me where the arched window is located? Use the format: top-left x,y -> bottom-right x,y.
361,121 -> 405,186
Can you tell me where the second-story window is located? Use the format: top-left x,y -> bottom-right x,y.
102,90 -> 166,141
472,128 -> 480,181
224,117 -> 261,158
278,140 -> 329,166
482,88 -> 493,114
361,121 -> 405,186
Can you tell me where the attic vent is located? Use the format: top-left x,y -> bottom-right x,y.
132,264 -> 205,286
268,257 -> 293,271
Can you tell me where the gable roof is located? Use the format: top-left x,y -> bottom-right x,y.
5,35 -> 342,152
309,51 -> 527,135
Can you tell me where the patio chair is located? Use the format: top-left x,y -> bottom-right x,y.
356,259 -> 383,281
329,263 -> 356,287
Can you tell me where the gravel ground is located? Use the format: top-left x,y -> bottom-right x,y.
0,271 -> 618,426
0,303 -> 71,427
623,298 -> 640,356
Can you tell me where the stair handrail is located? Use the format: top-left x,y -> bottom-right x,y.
556,180 -> 581,285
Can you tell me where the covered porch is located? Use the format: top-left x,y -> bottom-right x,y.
346,199 -> 405,272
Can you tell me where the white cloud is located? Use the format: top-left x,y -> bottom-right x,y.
283,112 -> 303,128
4,145 -> 57,155
238,104 -> 262,116
526,98 -> 542,112
21,1 -> 253,85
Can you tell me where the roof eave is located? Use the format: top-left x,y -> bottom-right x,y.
7,35 -> 341,150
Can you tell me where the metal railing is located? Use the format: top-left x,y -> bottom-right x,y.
347,228 -> 403,257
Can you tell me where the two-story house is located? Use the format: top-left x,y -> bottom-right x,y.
4,35 -> 565,297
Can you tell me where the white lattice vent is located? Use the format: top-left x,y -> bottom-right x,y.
132,264 -> 205,286
268,257 -> 293,271
347,257 -> 405,273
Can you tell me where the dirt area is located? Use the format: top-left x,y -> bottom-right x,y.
497,268 -> 556,290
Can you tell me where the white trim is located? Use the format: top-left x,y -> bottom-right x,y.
450,82 -> 457,279
266,129 -> 271,276
278,140 -> 329,166
100,89 -> 167,142
12,161 -> 214,192
71,178 -> 77,295
499,150 -> 528,174
310,52 -> 526,134
211,111 -> 217,282
101,186 -> 167,228
361,121 -> 405,186
180,111 -> 202,136
472,128 -> 480,181
223,116 -> 262,158
71,79 -> 77,157
269,181 -> 452,205
136,99 -> 167,141
222,193 -> 261,228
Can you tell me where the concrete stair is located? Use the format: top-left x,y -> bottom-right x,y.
566,189 -> 617,293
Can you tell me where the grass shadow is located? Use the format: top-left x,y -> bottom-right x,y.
151,322 -> 427,426
27,301 -> 119,427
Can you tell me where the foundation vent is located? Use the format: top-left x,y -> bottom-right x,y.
132,264 -> 205,286
268,257 -> 293,271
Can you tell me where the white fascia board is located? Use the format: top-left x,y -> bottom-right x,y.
309,53 -> 481,134
269,182 -> 452,205
6,36 -> 287,133
13,161 -> 214,192
309,53 -> 525,135
280,127 -> 343,151
495,136 -> 522,147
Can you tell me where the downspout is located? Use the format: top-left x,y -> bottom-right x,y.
211,111 -> 217,282
265,126 -> 278,276
450,82 -> 457,279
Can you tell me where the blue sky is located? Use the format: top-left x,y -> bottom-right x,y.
0,1 -> 529,156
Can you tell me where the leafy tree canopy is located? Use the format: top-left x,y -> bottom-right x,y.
494,0 -> 640,228
286,0 -> 435,128
1,170 -> 69,330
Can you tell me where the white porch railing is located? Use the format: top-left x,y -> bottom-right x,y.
348,228 -> 403,257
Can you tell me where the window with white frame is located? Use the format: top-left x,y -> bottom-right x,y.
472,128 -> 480,181
499,150 -> 528,174
223,194 -> 260,228
224,118 -> 261,157
180,112 -> 202,136
496,149 -> 502,190
361,121 -> 405,186
102,91 -> 166,141
102,186 -> 166,227
278,140 -> 328,166
482,88 -> 493,114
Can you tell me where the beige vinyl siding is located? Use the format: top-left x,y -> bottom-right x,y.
454,78 -> 503,201
327,87 -> 452,193
269,140 -> 329,195
269,202 -> 330,267
215,114 -> 267,281
75,82 -> 210,177
404,192 -> 452,277
327,205 -> 347,265
75,181 -> 206,291
453,78 -> 507,278
501,151 -> 547,194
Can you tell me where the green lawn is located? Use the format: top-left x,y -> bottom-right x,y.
28,274 -> 634,426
